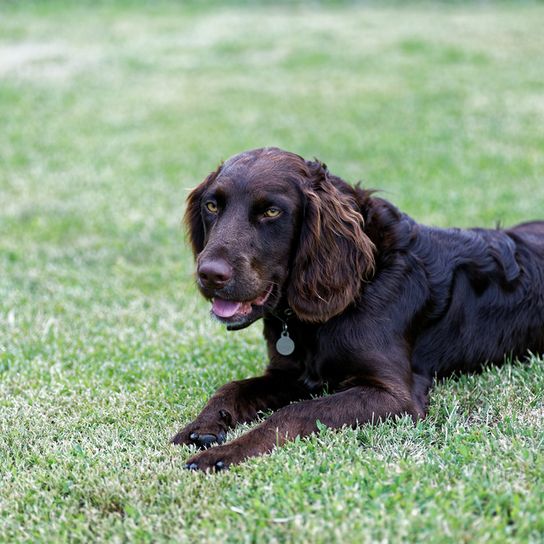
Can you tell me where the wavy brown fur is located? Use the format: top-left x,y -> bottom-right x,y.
287,160 -> 375,322
174,147 -> 544,472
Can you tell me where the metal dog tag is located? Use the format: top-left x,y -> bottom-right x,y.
276,331 -> 295,356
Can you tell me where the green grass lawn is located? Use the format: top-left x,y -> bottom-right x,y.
1,1 -> 543,542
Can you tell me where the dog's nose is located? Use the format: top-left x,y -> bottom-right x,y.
198,259 -> 233,289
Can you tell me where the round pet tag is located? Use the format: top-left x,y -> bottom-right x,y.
276,331 -> 295,356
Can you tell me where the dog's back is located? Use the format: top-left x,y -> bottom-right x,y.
411,220 -> 544,378
509,220 -> 544,248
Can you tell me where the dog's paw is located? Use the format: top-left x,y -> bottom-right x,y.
171,410 -> 231,449
183,444 -> 242,472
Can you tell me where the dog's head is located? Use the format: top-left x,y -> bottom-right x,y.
185,148 -> 375,329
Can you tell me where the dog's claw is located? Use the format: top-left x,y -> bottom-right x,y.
184,458 -> 227,472
197,434 -> 219,448
172,428 -> 227,449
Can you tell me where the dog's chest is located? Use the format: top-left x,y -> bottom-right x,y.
299,335 -> 352,392
301,357 -> 325,392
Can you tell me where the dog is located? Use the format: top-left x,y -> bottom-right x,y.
172,147 -> 544,471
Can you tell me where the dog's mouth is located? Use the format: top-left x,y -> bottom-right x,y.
211,284 -> 274,328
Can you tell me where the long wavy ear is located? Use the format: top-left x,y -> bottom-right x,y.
183,165 -> 221,258
287,161 -> 375,322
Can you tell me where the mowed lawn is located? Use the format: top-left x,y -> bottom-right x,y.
1,1 -> 543,542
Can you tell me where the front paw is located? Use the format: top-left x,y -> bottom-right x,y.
184,444 -> 242,472
171,410 -> 230,449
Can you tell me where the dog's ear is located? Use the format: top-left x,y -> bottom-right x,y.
287,161 -> 375,323
183,165 -> 221,258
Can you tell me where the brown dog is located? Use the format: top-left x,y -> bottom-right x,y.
173,147 -> 544,471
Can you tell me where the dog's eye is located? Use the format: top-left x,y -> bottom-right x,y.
263,207 -> 281,218
205,201 -> 218,214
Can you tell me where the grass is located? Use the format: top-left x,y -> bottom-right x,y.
1,1 -> 543,542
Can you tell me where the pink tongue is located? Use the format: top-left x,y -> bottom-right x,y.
212,298 -> 243,318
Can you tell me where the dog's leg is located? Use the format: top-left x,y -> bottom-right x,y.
171,370 -> 311,449
184,385 -> 418,471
